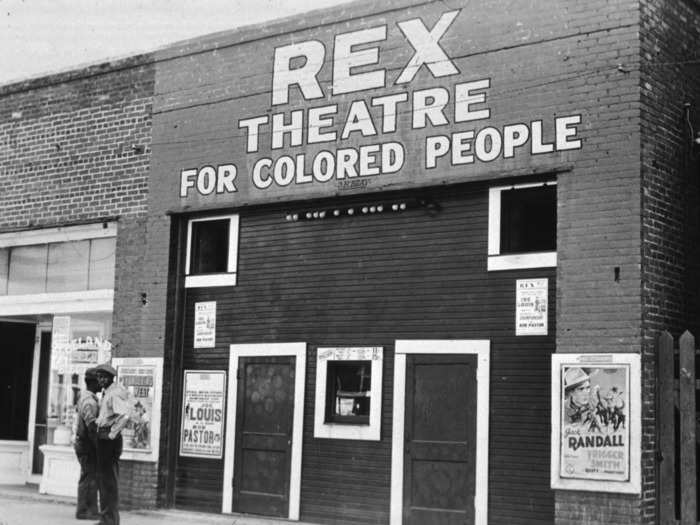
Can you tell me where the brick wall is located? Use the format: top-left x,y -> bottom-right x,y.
0,57 -> 152,229
640,1 -> 700,524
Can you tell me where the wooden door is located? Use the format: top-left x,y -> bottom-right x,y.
233,356 -> 295,517
403,354 -> 477,525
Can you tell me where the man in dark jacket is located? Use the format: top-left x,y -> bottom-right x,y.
74,367 -> 100,520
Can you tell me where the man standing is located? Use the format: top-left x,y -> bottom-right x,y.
74,367 -> 100,520
94,363 -> 131,525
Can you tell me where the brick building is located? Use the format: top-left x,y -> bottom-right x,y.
1,0 -> 699,524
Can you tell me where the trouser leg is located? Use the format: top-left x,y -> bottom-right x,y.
97,436 -> 122,525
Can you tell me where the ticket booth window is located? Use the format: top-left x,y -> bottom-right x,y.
325,361 -> 371,425
185,215 -> 239,288
314,347 -> 383,441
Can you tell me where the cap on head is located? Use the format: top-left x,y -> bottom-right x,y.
95,363 -> 117,377
85,367 -> 99,381
564,367 -> 589,391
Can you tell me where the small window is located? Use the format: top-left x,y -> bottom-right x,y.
325,361 -> 371,425
314,347 -> 383,441
488,182 -> 557,271
185,215 -> 239,288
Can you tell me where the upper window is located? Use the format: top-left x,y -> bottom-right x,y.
185,215 -> 239,288
488,182 -> 556,271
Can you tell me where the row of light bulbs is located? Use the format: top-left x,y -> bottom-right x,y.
285,202 -> 408,222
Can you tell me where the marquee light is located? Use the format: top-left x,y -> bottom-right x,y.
284,202 -> 410,221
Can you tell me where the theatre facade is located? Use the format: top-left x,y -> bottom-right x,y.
2,0 -> 700,524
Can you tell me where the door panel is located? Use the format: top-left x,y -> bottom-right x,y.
404,354 -> 477,525
233,356 -> 295,517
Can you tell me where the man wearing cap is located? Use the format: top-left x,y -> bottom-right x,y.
74,367 -> 100,520
94,363 -> 131,525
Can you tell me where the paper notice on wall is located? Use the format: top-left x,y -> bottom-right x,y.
194,301 -> 216,348
180,370 -> 226,458
515,278 -> 548,336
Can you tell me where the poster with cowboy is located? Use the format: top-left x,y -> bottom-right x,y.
551,353 -> 641,493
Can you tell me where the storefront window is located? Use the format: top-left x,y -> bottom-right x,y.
8,245 -> 48,295
46,241 -> 90,292
47,313 -> 112,444
0,237 -> 115,296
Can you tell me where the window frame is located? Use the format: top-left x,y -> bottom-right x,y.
185,214 -> 239,288
314,347 -> 383,441
488,181 -> 557,271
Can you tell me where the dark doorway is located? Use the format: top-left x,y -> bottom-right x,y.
233,355 -> 295,517
403,354 -> 477,525
0,322 -> 37,440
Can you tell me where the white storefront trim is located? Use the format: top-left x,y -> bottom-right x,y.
0,289 -> 113,316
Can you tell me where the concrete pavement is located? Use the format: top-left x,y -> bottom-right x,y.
0,485 -> 318,525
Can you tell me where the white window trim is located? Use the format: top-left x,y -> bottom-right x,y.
313,347 -> 383,441
223,343 -> 306,520
390,340 -> 490,525
185,214 -> 239,288
487,182 -> 556,271
0,222 -> 116,248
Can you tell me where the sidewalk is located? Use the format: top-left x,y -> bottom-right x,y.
0,485 -> 318,525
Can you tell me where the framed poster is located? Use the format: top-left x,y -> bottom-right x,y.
180,370 -> 227,458
194,301 -> 217,348
112,357 -> 163,462
551,353 -> 641,493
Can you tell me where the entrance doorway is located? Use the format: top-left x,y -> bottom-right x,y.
0,322 -> 36,440
391,340 -> 490,525
233,355 -> 295,517
223,343 -> 306,520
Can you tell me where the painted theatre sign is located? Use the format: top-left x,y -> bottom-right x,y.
168,8 -> 583,209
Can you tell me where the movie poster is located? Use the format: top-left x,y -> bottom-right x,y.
112,357 -> 163,462
180,370 -> 226,458
551,354 -> 641,493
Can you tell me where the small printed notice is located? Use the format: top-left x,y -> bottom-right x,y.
180,370 -> 226,458
194,301 -> 216,348
516,278 -> 548,336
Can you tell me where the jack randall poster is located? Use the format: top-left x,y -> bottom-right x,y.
180,370 -> 226,458
551,353 -> 641,493
112,357 -> 164,462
